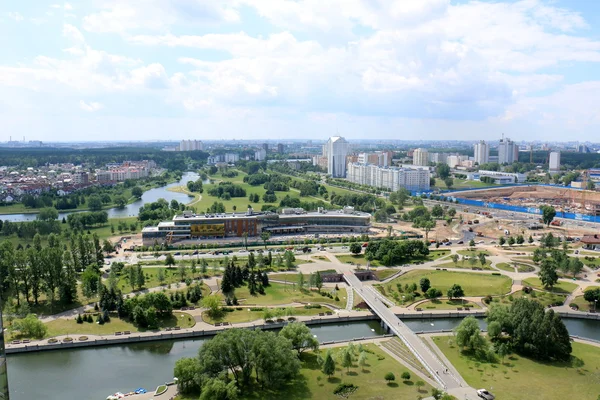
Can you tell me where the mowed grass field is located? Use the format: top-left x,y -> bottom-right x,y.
226,282 -> 346,308
201,306 -> 324,325
383,270 -> 513,297
522,277 -> 578,294
433,337 -> 600,400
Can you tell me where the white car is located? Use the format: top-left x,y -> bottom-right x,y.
477,389 -> 495,400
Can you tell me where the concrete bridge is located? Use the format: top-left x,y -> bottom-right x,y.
343,271 -> 462,390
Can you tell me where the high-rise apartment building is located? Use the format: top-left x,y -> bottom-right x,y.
254,148 -> 267,161
179,140 -> 203,151
412,148 -> 429,166
498,136 -> 518,164
473,140 -> 489,165
277,143 -> 285,154
357,151 -> 392,167
549,151 -> 561,172
326,136 -> 349,178
346,163 -> 430,191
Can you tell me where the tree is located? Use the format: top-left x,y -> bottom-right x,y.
322,352 -> 336,378
340,348 -> 353,374
516,235 -> 525,245
540,205 -> 556,226
499,237 -> 506,246
87,195 -> 103,211
568,257 -> 584,278
401,371 -> 411,381
135,264 -> 145,290
528,235 -> 534,244
200,379 -> 238,400
447,284 -> 464,301
583,288 -> 600,304
487,321 -> 502,341
114,195 -> 127,208
413,217 -> 436,241
260,231 -> 271,249
451,254 -> 459,265
507,236 -> 516,246
202,294 -> 222,318
37,207 -> 58,221
469,239 -> 475,247
384,372 -> 395,384
349,242 -> 362,255
358,351 -> 368,372
314,271 -> 323,292
454,315 -> 486,353
165,253 -> 176,267
419,277 -> 431,293
431,204 -> 444,218
131,186 -> 143,198
539,259 -> 558,290
279,322 -> 319,354
444,177 -> 454,190
436,163 -> 450,180
426,287 -> 442,299
174,357 -> 201,395
415,380 -> 425,392
10,314 -> 48,339
498,342 -> 510,365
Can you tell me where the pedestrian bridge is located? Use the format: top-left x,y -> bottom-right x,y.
344,271 -> 462,390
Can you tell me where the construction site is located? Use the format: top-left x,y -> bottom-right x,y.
454,185 -> 600,216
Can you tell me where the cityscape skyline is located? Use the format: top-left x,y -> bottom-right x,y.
2,1 -> 600,141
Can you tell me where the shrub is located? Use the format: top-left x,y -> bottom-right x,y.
569,303 -> 579,310
333,383 -> 358,396
483,295 -> 493,305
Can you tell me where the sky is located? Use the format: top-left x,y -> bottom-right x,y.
1,0 -> 600,142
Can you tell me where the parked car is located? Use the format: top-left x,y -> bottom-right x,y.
477,389 -> 495,400
457,241 -> 464,244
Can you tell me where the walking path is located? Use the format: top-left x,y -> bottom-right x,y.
343,271 -> 466,391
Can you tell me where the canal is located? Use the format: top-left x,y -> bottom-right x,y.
0,172 -> 201,222
6,318 -> 600,400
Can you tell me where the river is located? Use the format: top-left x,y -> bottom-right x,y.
5,318 -> 600,400
0,172 -> 201,222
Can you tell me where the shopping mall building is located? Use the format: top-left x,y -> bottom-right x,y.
141,207 -> 371,246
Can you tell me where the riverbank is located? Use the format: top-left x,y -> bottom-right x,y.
8,308 -> 600,354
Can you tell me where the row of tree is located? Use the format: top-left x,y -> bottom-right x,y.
364,239 -> 430,266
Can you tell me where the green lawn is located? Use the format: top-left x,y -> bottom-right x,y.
228,282 -> 346,308
436,260 -> 494,271
201,306 -> 324,325
495,263 -> 515,272
522,277 -> 578,294
9,312 -> 195,340
580,257 -> 600,269
570,286 -> 600,311
311,255 -> 331,262
456,249 -> 491,256
116,267 -> 210,293
415,299 -> 481,310
238,344 -> 433,400
373,269 -> 400,281
433,337 -> 600,400
336,250 -> 449,267
382,270 -> 512,297
493,289 -> 566,308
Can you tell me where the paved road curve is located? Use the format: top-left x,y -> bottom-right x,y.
343,271 -> 463,390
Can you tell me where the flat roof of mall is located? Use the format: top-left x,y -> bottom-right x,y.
172,210 -> 371,221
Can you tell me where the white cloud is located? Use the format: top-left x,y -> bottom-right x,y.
63,24 -> 85,43
83,0 -> 239,34
7,12 -> 24,22
52,3 -> 74,11
79,100 -> 104,112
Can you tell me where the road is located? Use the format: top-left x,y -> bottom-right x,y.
343,271 -> 464,391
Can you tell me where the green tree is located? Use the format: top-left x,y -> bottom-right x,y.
426,287 -> 442,299
157,268 -> 166,286
528,235 -> 534,244
401,371 -> 411,381
469,239 -> 475,247
202,294 -> 222,318
260,231 -> 271,249
436,163 -> 451,180
37,207 -> 58,221
298,272 -> 305,290
419,277 -> 431,293
340,348 -> 353,374
200,378 -> 238,400
131,186 -> 143,198
322,352 -> 336,378
516,234 -> 525,244
447,284 -> 464,301
87,195 -> 103,211
487,321 -> 502,341
415,380 -> 425,392
177,264 -> 187,281
174,357 -> 201,395
114,195 -> 127,208
454,315 -> 486,353
384,372 -> 395,384
165,253 -> 176,267
10,314 -> 48,339
508,236 -> 516,246
349,242 -> 362,255
539,258 -> 558,290
358,351 -> 368,372
451,254 -> 459,265
279,322 -> 319,354
314,271 -> 323,292
499,237 -> 506,246
540,205 -> 556,226
444,177 -> 454,190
